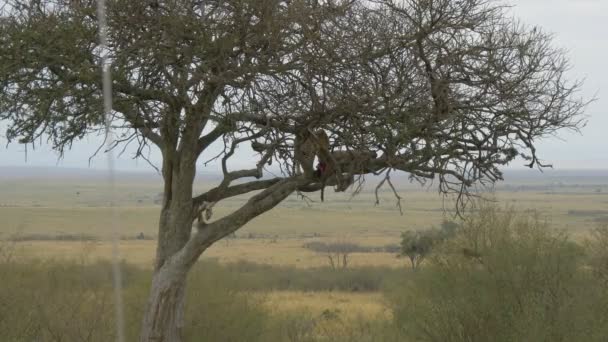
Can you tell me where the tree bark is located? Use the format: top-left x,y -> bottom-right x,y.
139,260 -> 188,342
155,151 -> 197,270
140,150 -> 197,342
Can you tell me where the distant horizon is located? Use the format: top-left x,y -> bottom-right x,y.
1,164 -> 606,177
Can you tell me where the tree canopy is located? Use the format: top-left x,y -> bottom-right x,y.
1,0 -> 585,197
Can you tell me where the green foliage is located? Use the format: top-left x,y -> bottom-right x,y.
387,206 -> 608,342
399,230 -> 436,269
399,220 -> 458,269
586,224 -> 608,284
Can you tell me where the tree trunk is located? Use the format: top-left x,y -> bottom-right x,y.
139,259 -> 188,342
138,163 -> 298,341
410,256 -> 417,270
140,152 -> 196,342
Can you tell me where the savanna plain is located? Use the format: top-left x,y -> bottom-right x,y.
1,167 -> 608,341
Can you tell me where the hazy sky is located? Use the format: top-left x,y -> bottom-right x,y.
1,0 -> 606,172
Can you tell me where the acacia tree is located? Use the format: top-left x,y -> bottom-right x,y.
400,229 -> 437,270
400,221 -> 457,270
0,0 -> 586,340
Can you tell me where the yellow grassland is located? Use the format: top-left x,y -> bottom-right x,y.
1,176 -> 606,325
257,290 -> 391,320
1,178 -> 606,267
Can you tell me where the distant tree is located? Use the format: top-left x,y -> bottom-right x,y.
324,243 -> 356,270
304,241 -> 366,269
400,229 -> 439,270
400,220 -> 458,269
0,0 -> 587,340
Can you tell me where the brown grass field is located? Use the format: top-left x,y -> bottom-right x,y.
1,169 -> 607,328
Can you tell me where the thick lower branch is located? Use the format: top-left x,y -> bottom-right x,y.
177,179 -> 300,267
193,178 -> 283,206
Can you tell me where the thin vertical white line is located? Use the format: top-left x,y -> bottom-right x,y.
96,1 -> 125,341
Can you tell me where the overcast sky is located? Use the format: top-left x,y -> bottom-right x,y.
1,0 -> 606,172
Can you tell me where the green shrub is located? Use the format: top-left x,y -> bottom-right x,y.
586,224 -> 608,284
386,206 -> 608,342
399,220 -> 459,270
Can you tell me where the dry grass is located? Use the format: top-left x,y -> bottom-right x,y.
258,290 -> 391,320
0,206 -> 160,238
13,240 -> 157,267
12,238 -> 404,268
2,177 -> 606,268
